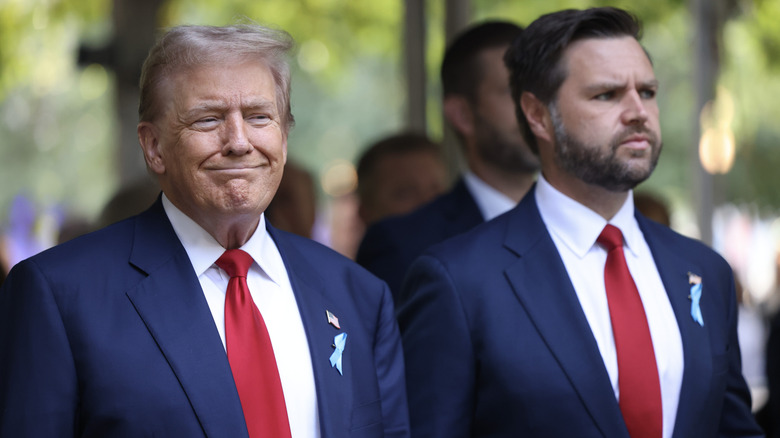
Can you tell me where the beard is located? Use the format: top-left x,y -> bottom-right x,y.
549,104 -> 662,192
473,112 -> 540,174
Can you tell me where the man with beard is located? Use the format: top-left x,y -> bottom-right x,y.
356,20 -> 538,298
398,7 -> 763,438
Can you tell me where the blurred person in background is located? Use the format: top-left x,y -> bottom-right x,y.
96,178 -> 160,229
356,20 -> 539,298
634,191 -> 671,227
265,160 -> 318,239
356,131 -> 448,227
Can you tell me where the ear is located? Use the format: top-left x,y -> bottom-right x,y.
520,92 -> 554,144
443,95 -> 475,137
282,137 -> 288,166
137,121 -> 166,175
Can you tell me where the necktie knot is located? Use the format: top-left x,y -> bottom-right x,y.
216,249 -> 253,278
598,224 -> 624,251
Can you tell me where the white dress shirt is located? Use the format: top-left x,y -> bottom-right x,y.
463,171 -> 517,221
535,175 -> 683,438
162,195 -> 320,438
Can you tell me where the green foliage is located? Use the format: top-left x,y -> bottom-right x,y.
0,0 -> 115,223
162,0 -> 402,88
719,2 -> 780,209
750,0 -> 780,70
0,0 -> 109,100
727,126 -> 780,209
2,0 -> 780,234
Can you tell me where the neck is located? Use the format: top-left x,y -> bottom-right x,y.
204,215 -> 261,249
179,205 -> 261,249
542,169 -> 629,220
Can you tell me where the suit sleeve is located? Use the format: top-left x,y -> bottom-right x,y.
373,280 -> 411,437
0,260 -> 79,437
718,274 -> 766,438
397,254 -> 475,438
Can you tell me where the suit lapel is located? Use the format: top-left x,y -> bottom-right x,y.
270,227 -> 351,437
503,192 -> 627,438
638,216 -> 711,438
126,199 -> 248,438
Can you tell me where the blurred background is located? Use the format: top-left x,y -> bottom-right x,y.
1,0 -> 780,374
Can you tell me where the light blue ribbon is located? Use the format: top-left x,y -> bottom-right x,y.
690,283 -> 704,327
330,332 -> 347,375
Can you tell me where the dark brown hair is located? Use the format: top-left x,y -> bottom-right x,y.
441,20 -> 523,103
504,7 -> 643,153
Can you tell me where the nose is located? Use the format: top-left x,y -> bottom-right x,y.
621,90 -> 649,126
222,113 -> 252,155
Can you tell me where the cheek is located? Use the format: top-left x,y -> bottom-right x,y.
560,108 -> 593,135
250,130 -> 286,160
648,106 -> 661,126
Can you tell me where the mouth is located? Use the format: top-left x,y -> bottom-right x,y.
616,128 -> 659,154
206,163 -> 263,172
620,134 -> 651,149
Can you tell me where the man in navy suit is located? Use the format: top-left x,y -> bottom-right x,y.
0,24 -> 409,438
356,20 -> 539,298
398,7 -> 763,437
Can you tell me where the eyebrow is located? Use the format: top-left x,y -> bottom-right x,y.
183,98 -> 277,119
584,79 -> 659,93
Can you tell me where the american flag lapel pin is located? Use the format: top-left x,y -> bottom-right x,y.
326,310 -> 341,329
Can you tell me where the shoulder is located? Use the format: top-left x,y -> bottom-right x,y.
410,209 -> 517,284
20,217 -> 136,275
3,216 -> 143,314
639,215 -> 731,268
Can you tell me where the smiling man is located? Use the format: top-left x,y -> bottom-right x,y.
0,24 -> 409,438
397,7 -> 763,437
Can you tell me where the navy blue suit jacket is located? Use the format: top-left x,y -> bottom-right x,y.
397,189 -> 763,437
0,198 -> 409,438
356,178 -> 484,300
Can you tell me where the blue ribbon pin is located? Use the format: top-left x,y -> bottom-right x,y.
689,274 -> 704,327
330,332 -> 347,375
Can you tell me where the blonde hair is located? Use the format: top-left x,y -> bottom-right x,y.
138,23 -> 295,134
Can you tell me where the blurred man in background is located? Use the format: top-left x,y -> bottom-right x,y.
357,20 -> 538,297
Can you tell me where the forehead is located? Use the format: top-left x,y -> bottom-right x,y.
163,60 -> 277,110
560,36 -> 655,87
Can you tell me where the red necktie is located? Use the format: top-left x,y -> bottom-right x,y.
598,225 -> 662,438
216,249 -> 292,438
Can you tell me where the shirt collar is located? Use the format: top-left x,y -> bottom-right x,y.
535,174 -> 640,257
462,171 -> 516,221
161,194 -> 284,285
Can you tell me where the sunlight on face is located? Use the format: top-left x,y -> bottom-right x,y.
550,37 -> 662,191
152,60 -> 287,225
